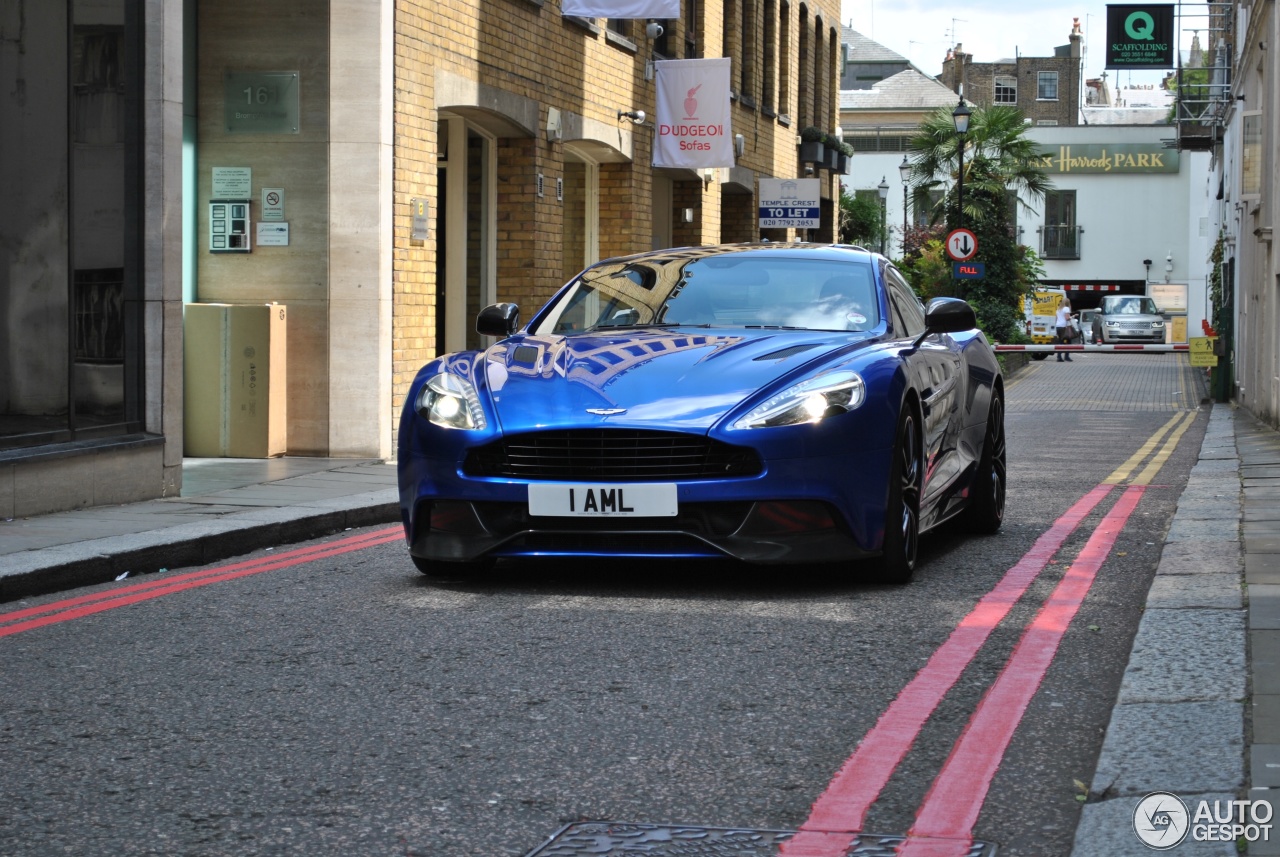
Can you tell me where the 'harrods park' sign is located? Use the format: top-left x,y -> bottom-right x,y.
1034,144 -> 1180,174
1106,4 -> 1176,69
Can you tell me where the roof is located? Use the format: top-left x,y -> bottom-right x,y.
840,68 -> 958,111
841,28 -> 909,64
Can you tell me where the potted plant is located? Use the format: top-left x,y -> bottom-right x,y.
799,126 -> 825,163
836,141 -> 854,174
822,133 -> 841,170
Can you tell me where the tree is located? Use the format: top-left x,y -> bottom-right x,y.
903,104 -> 1053,342
838,187 -> 888,250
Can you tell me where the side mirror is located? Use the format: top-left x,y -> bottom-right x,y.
476,302 -> 520,338
923,297 -> 977,334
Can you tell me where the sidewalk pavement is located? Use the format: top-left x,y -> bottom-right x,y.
0,456 -> 400,601
1,407 -> 1277,855
1072,403 -> 1277,856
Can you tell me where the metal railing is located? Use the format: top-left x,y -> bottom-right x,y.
1040,225 -> 1082,260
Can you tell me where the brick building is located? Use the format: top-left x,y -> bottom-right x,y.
0,0 -> 843,517
938,20 -> 1084,127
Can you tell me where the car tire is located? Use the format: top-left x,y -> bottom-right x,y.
411,555 -> 494,579
874,404 -> 922,585
962,392 -> 1006,534
1031,353 -> 1048,361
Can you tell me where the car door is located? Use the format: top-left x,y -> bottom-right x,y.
884,266 -> 965,514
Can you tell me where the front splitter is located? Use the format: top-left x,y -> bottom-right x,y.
523,822 -> 997,856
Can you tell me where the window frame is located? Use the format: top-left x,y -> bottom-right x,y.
1037,71 -> 1059,101
994,74 -> 1017,105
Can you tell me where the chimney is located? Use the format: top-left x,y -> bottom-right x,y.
1069,18 -> 1082,59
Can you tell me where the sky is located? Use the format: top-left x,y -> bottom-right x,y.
839,0 -> 1214,89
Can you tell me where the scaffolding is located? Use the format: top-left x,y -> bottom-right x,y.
1170,2 -> 1234,151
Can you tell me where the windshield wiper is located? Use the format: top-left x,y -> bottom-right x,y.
596,322 -> 712,330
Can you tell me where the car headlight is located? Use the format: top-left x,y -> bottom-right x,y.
1152,319 -> 1165,327
734,370 -> 865,429
416,373 -> 487,430
1106,319 -> 1120,327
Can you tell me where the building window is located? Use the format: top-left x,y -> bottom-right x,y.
1041,190 -> 1079,259
685,0 -> 699,57
606,18 -> 630,39
761,0 -> 776,111
1242,110 -> 1263,198
994,75 -> 1017,104
1038,71 -> 1059,100
777,1 -> 790,120
1,2 -> 144,450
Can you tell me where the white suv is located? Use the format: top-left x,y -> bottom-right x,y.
1097,295 -> 1166,345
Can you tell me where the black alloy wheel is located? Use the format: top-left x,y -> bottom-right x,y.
963,393 -> 1006,534
875,405 -> 922,584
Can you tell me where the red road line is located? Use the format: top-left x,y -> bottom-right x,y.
776,485 -> 1114,857
897,486 -> 1145,857
0,526 -> 403,637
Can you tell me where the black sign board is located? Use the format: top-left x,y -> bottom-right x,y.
1106,5 -> 1175,69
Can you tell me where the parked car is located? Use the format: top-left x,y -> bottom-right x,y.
397,244 -> 1006,584
1077,308 -> 1101,344
1097,295 -> 1166,344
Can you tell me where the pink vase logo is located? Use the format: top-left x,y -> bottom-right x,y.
684,83 -> 702,119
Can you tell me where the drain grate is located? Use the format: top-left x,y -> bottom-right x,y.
523,822 -> 997,857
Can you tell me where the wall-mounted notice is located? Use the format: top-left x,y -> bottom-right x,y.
256,222 -> 289,247
212,167 -> 252,198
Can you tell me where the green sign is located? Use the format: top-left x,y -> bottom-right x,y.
1106,5 -> 1175,69
1034,144 -> 1180,174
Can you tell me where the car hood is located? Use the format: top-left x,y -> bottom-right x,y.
477,327 -> 865,433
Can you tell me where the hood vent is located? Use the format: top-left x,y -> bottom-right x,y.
753,343 -> 821,361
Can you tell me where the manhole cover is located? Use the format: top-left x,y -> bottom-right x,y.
523,822 -> 997,856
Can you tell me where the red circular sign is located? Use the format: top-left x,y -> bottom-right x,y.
946,228 -> 978,261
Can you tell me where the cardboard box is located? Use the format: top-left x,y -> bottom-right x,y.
184,303 -> 287,458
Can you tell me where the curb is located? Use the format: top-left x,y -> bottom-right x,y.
0,493 -> 400,602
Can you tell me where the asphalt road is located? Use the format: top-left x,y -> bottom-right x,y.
0,355 -> 1208,857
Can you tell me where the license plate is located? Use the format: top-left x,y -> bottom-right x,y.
527,483 -> 678,517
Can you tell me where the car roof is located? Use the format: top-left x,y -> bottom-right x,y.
590,242 -> 883,268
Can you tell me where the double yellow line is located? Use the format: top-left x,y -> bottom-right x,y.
1103,410 -> 1199,486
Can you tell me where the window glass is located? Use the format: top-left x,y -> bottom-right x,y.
1,0 -> 142,449
532,256 -> 881,334
885,267 -> 925,337
994,75 -> 1017,104
1038,71 -> 1059,100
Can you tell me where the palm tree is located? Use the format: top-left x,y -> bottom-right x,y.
902,104 -> 1053,339
906,104 -> 1054,229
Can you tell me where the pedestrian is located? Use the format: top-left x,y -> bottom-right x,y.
1054,301 -> 1074,362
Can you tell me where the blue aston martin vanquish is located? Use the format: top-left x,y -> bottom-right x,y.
397,243 -> 1005,583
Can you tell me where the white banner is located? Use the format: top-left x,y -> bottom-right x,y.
561,0 -> 679,18
653,58 -> 734,169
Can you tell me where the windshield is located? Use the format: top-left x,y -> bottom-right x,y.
531,255 -> 881,335
1103,296 -> 1160,315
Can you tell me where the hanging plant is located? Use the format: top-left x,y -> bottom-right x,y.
1208,232 -> 1226,332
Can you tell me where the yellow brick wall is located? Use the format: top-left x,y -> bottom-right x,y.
391,0 -> 842,435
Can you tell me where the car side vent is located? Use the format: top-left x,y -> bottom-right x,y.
512,345 -> 540,364
753,344 -> 822,361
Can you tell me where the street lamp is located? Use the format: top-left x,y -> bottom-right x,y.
877,176 -> 890,255
951,96 -> 971,231
898,155 -> 911,256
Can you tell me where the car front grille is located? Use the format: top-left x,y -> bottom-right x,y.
1115,321 -> 1153,329
463,429 -> 763,481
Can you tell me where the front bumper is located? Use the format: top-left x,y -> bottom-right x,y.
399,452 -> 891,566
405,497 -> 873,564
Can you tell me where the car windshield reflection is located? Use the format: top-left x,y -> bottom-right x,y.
532,256 -> 881,335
